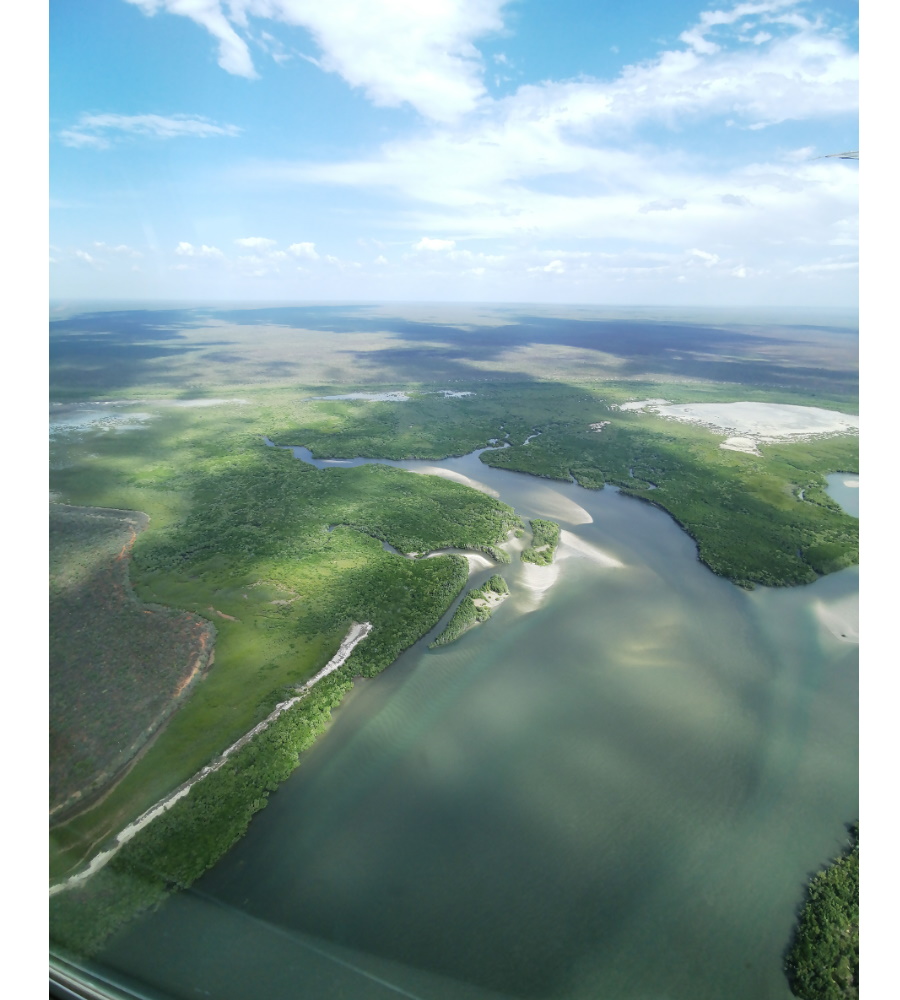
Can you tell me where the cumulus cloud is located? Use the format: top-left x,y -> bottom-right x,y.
414,237 -> 456,251
60,112 -> 242,148
234,236 -> 276,248
92,241 -> 143,257
689,248 -> 720,266
288,241 -> 319,259
123,0 -> 508,121
175,241 -> 224,257
247,1 -> 855,255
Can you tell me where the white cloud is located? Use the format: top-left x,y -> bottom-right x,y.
792,259 -> 858,274
92,241 -> 143,257
689,248 -> 720,266
123,0 -> 508,121
175,241 -> 224,257
251,3 -> 855,249
679,1 -> 793,55
640,199 -> 688,214
235,236 -> 276,248
74,250 -> 98,266
125,0 -> 257,77
288,241 -> 319,259
60,112 -> 242,148
414,237 -> 456,251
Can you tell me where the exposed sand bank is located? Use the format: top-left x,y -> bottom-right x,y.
523,488 -> 593,526
615,400 -> 858,452
414,466 -> 500,497
557,530 -> 624,568
813,595 -> 859,644
518,530 -> 623,611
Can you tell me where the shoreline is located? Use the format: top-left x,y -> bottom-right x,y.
50,622 -> 373,896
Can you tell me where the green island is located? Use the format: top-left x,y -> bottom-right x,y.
49,304 -> 858,972
521,518 -> 561,565
785,825 -> 859,1000
430,575 -> 510,647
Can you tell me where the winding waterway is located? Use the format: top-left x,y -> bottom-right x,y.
97,447 -> 858,1000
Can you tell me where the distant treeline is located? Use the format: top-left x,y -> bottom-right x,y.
521,519 -> 560,565
785,824 -> 859,999
430,575 -> 509,647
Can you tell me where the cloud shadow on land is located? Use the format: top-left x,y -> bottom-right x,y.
49,305 -> 858,400
202,305 -> 857,395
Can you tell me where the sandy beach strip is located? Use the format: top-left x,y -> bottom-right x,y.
50,622 -> 373,896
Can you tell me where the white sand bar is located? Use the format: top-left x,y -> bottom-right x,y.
619,400 -> 858,450
813,595 -> 859,644
50,622 -> 372,896
655,402 -> 858,438
414,466 -> 500,497
308,392 -> 411,402
720,436 -> 761,456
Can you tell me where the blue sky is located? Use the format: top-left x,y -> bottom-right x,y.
49,0 -> 859,305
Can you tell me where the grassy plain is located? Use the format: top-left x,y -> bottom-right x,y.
49,303 -> 857,952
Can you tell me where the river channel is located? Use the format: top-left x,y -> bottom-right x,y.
98,446 -> 858,1000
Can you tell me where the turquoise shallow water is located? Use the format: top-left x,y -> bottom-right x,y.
95,450 -> 858,1000
825,472 -> 859,518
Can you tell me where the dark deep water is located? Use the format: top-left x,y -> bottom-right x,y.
96,449 -> 858,1000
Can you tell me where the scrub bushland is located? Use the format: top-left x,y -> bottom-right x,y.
50,504 -> 215,817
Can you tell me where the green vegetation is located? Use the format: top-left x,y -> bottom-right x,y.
480,414 -> 857,588
430,575 -> 510,647
50,504 -> 215,817
48,305 -> 858,958
50,669 -> 352,957
521,519 -> 560,565
785,825 -> 859,999
50,414 -> 518,886
49,412 -> 517,950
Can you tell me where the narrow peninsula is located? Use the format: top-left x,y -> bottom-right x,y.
430,575 -> 510,647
